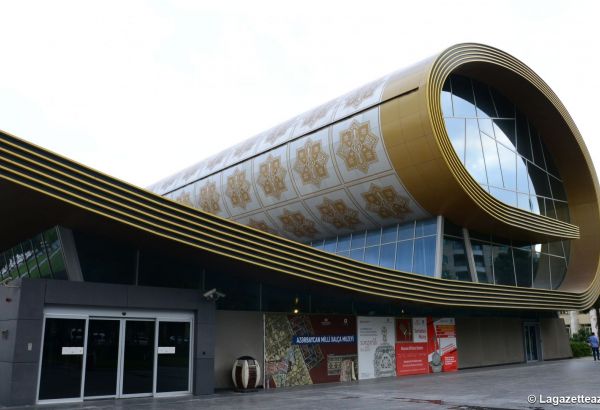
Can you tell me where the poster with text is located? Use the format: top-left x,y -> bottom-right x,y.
264,314 -> 357,388
357,316 -> 396,380
395,317 -> 458,376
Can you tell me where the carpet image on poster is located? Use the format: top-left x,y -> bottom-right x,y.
264,314 -> 357,388
357,316 -> 396,380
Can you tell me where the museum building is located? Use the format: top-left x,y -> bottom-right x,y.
1,43 -> 599,405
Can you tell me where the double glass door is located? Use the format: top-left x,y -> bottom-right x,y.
38,310 -> 192,403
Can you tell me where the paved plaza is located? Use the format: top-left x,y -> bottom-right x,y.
6,358 -> 600,410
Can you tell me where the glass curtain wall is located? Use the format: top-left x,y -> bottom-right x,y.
0,227 -> 68,283
309,218 -> 438,277
442,74 -> 569,222
310,217 -> 568,290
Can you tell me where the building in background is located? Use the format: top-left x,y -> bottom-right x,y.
1,43 -> 599,406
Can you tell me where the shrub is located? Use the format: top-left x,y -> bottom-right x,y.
571,341 -> 591,357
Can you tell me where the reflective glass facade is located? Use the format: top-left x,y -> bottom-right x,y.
0,227 -> 68,283
442,74 -> 569,222
310,217 -> 569,290
309,218 -> 439,276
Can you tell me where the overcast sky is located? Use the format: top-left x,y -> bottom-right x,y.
0,0 -> 598,188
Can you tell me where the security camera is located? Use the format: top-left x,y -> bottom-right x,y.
203,288 -> 225,301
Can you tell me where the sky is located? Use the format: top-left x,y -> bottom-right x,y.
0,0 -> 598,188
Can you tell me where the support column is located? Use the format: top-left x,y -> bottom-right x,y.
569,310 -> 580,336
589,308 -> 598,337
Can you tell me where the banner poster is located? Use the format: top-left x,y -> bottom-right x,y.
264,314 -> 357,388
395,317 -> 458,376
356,316 -> 396,380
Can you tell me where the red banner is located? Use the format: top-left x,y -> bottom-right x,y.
395,317 -> 458,376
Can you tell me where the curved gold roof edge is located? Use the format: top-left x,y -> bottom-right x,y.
424,43 -> 600,305
0,126 -> 597,310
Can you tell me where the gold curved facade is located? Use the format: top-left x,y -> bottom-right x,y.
1,43 -> 599,310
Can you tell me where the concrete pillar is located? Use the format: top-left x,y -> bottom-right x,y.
589,308 -> 598,337
569,310 -> 580,336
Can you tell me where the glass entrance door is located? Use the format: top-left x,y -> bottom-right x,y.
524,323 -> 541,362
84,319 -> 120,398
121,320 -> 156,396
156,321 -> 191,393
38,309 -> 193,404
38,318 -> 86,401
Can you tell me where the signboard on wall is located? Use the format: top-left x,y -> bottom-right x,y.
356,316 -> 396,380
264,314 -> 357,388
395,317 -> 458,376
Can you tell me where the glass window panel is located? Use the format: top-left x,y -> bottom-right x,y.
544,198 -> 557,219
337,250 -> 350,259
44,228 -> 68,280
473,81 -> 496,117
550,256 -> 567,289
516,111 -> 533,161
312,240 -> 324,250
465,120 -> 488,184
441,90 -> 454,118
416,218 -> 437,237
489,187 -> 517,208
527,163 -> 551,198
395,240 -> 413,272
542,144 -> 560,178
323,238 -> 337,252
533,252 -> 551,289
451,75 -> 476,117
529,127 -> 547,170
398,221 -> 415,241
337,235 -> 350,252
22,240 -> 40,279
413,236 -> 436,276
350,248 -> 364,262
480,134 -> 504,188
493,245 -> 516,286
7,250 -> 19,279
471,240 -> 494,283
445,118 -> 466,161
517,193 -> 532,212
562,240 -> 571,263
12,245 -> 29,278
516,157 -> 530,194
549,176 -> 567,201
492,120 -> 516,148
490,88 -> 515,118
366,228 -> 381,247
548,241 -> 564,257
477,118 -> 495,137
0,252 -> 9,281
442,237 -> 471,281
497,143 -> 517,190
513,248 -> 532,287
379,244 -> 395,269
364,246 -> 379,265
350,231 -> 366,249
381,225 -> 398,244
531,195 -> 542,215
555,201 -> 569,223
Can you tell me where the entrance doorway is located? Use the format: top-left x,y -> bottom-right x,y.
523,322 -> 541,362
37,308 -> 193,404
